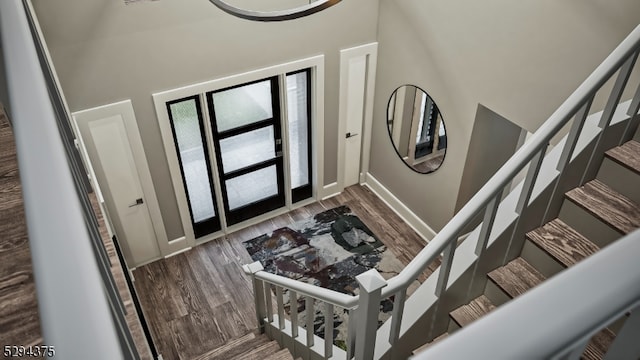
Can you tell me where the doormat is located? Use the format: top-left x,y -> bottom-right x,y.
244,205 -> 419,349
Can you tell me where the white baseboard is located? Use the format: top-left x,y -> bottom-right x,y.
320,181 -> 341,200
363,173 -> 436,242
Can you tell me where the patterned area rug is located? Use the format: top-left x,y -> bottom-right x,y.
244,205 -> 418,348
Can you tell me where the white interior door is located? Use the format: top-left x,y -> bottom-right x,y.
339,43 -> 378,190
74,100 -> 172,267
343,55 -> 367,187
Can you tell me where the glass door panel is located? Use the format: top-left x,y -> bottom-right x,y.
286,70 -> 313,202
166,96 -> 221,237
207,76 -> 286,226
226,165 -> 279,210
211,79 -> 274,132
219,125 -> 275,173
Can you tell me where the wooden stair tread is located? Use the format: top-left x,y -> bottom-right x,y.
263,348 -> 294,360
195,333 -> 269,360
412,333 -> 449,354
488,257 -> 546,299
450,295 -> 495,328
230,340 -> 281,360
605,140 -> 640,175
582,328 -> 616,360
526,218 -> 600,268
566,179 -> 640,235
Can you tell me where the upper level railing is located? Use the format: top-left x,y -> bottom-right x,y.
243,24 -> 640,359
0,0 -> 138,358
414,229 -> 640,360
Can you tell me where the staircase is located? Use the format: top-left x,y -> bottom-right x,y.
192,332 -> 295,360
422,139 -> 640,359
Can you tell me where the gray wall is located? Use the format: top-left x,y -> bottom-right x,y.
455,104 -> 523,212
370,0 -> 640,232
32,0 -> 379,240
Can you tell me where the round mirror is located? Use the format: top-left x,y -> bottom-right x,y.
387,85 -> 447,173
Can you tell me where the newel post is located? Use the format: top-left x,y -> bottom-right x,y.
354,269 -> 387,360
243,261 -> 267,332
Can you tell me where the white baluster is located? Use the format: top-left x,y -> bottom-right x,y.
354,269 -> 387,360
276,286 -> 285,329
475,189 -> 504,256
435,240 -> 456,297
290,290 -> 298,338
347,308 -> 357,359
582,51 -> 639,184
388,289 -> 407,345
516,146 -> 548,215
264,283 -> 273,323
620,60 -> 640,145
243,261 -> 266,330
324,303 -> 334,359
306,296 -> 314,347
557,99 -> 593,174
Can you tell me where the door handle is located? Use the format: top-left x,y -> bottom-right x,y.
128,198 -> 144,207
346,132 -> 359,138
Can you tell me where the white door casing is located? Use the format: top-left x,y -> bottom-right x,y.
152,55 -> 326,243
73,100 -> 173,266
338,43 -> 378,190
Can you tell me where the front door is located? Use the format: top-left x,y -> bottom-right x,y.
207,77 -> 286,226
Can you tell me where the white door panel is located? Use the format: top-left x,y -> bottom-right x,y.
73,100 -> 172,267
339,43 -> 377,190
89,117 -> 159,264
344,56 -> 367,187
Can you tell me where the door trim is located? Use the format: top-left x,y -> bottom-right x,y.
153,55 -> 325,244
337,42 -> 378,192
72,100 -> 173,260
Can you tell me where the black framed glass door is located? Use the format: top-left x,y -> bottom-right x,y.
207,77 -> 286,226
166,96 -> 221,237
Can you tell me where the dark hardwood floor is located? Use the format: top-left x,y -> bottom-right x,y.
0,104 -> 152,357
133,185 -> 435,360
0,105 -> 42,348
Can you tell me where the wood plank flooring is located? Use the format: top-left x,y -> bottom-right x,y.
88,193 -> 154,359
0,105 -> 42,347
133,185 -> 433,360
0,104 -> 151,357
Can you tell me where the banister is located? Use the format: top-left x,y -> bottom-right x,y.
246,24 -> 640,355
254,269 -> 359,308
414,229 -> 640,359
382,25 -> 640,297
245,25 -> 640,358
0,0 -> 124,358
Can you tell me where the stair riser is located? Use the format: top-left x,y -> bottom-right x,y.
558,199 -> 619,249
484,279 -> 511,307
447,318 -> 461,334
520,240 -> 565,279
597,157 -> 640,204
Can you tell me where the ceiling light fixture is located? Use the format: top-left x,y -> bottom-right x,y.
208,0 -> 342,21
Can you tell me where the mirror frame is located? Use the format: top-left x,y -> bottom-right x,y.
386,85 -> 447,174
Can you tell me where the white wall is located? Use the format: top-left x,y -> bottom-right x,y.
370,0 -> 640,231
32,0 -> 379,240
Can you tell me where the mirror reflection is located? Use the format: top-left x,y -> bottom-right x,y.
387,85 -> 447,173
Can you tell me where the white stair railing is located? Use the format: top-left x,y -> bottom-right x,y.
413,229 -> 640,360
244,24 -> 640,359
